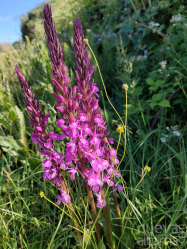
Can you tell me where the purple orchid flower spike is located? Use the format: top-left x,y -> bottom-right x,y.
15,64 -> 83,242
73,17 -> 121,201
16,4 -> 124,245
43,4 -> 64,69
73,17 -> 122,246
15,65 -> 71,204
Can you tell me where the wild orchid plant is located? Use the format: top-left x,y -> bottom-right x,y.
15,4 -> 123,247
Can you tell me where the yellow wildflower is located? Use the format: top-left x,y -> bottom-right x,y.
164,241 -> 168,246
122,84 -> 128,91
145,165 -> 151,172
84,39 -> 88,44
40,191 -> 45,197
116,125 -> 124,133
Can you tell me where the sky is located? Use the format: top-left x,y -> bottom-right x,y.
0,0 -> 45,43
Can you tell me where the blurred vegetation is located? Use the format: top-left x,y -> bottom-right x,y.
1,0 -> 187,248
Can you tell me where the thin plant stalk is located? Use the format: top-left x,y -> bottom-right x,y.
100,187 -> 113,248
60,177 -> 83,242
78,146 -> 101,242
112,193 -> 121,227
85,184 -> 102,243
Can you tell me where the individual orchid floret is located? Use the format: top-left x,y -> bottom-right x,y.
68,167 -> 78,181
56,191 -> 71,205
95,193 -> 106,208
112,185 -> 124,192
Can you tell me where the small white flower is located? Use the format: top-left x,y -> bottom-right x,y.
159,60 -> 167,69
171,14 -> 182,23
173,131 -> 181,137
166,127 -> 169,130
160,137 -> 167,143
175,14 -> 182,21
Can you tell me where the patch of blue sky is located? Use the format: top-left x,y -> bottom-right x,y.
0,0 -> 45,43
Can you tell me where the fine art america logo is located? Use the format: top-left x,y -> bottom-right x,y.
135,224 -> 187,246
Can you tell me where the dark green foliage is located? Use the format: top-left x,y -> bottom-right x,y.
21,4 -> 44,41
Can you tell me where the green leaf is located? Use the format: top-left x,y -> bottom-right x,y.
166,25 -> 174,34
119,20 -> 134,34
15,106 -> 26,146
150,102 -> 158,108
149,86 -> 158,90
83,229 -> 93,249
8,108 -> 17,122
0,113 -> 10,130
28,158 -> 42,171
0,136 -> 22,151
146,78 -> 154,85
155,80 -> 164,88
1,147 -> 19,156
135,86 -> 143,96
98,239 -> 106,249
158,100 -> 170,107
152,93 -> 164,102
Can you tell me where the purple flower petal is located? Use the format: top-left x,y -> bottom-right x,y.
28,121 -> 36,126
55,106 -> 63,112
108,138 -> 114,144
31,134 -> 39,143
115,185 -> 123,191
44,142 -> 53,149
42,159 -> 52,168
59,134 -> 66,140
92,185 -> 99,192
56,118 -> 65,128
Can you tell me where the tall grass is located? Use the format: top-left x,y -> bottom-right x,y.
1,0 -> 187,248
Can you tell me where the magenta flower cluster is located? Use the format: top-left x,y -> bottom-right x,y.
16,4 -> 122,208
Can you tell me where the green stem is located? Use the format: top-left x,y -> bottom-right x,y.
85,184 -> 102,243
112,193 -> 122,228
100,187 -> 113,249
77,144 -> 101,243
60,177 -> 83,243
